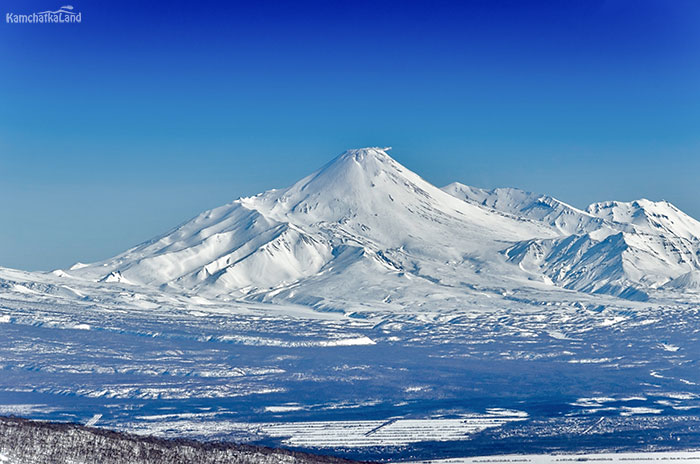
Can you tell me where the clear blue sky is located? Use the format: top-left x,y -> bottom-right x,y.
1,0 -> 699,271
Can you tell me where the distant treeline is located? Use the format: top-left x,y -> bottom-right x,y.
0,416 -> 368,464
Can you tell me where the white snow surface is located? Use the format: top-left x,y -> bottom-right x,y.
43,147 -> 700,306
442,183 -> 609,236
443,182 -> 700,301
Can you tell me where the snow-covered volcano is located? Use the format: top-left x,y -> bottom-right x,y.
66,148 -> 700,305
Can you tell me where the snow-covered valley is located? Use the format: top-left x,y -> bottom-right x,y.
2,147 -> 700,459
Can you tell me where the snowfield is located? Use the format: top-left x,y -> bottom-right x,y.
2,147 -> 700,460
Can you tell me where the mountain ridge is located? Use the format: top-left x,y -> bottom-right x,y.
63,147 -> 700,305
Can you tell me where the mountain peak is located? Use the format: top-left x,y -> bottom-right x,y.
246,146 -> 441,225
347,146 -> 393,155
330,147 -> 396,168
587,198 -> 700,241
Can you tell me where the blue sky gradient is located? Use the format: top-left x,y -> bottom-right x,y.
1,0 -> 699,270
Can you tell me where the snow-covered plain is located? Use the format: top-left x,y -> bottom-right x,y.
2,148 -> 700,460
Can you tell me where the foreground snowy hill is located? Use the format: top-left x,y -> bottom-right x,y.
0,416 -> 358,464
65,147 -> 700,304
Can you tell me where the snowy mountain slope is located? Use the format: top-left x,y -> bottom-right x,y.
440,182 -> 700,299
67,148 -> 558,305
70,204 -> 335,292
663,270 -> 700,291
448,190 -> 700,299
442,183 -> 609,236
584,200 -> 700,286
587,199 -> 700,241
505,225 -> 700,300
61,147 -> 700,304
505,232 -> 649,300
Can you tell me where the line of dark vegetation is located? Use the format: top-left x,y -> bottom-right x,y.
0,416 -> 371,464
